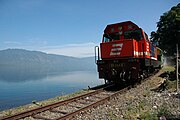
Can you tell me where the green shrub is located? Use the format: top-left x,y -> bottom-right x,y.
162,66 -> 175,72
140,112 -> 157,120
157,106 -> 172,119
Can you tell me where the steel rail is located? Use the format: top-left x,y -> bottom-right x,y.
55,87 -> 129,120
54,71 -> 160,120
1,84 -> 114,120
55,71 -> 160,120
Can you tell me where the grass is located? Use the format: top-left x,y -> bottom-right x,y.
108,111 -> 119,120
5,110 -> 12,116
140,106 -> 172,120
142,90 -> 151,97
157,106 -> 172,119
140,111 -> 157,120
138,100 -> 146,111
160,65 -> 179,91
166,79 -> 180,92
162,65 -> 175,72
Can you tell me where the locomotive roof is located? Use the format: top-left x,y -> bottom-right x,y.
104,21 -> 140,33
106,21 -> 139,27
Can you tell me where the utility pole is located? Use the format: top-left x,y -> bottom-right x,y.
176,44 -> 179,93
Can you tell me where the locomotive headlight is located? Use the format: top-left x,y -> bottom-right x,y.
119,31 -> 123,35
111,28 -> 114,32
118,26 -> 122,30
111,69 -> 117,76
131,67 -> 136,70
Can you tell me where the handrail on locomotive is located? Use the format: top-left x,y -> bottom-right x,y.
95,46 -> 100,64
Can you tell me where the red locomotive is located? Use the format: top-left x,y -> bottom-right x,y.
95,21 -> 163,84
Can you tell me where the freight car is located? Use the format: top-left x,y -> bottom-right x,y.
95,21 -> 163,84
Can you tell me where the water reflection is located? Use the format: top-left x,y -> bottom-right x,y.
0,67 -> 48,82
0,69 -> 103,111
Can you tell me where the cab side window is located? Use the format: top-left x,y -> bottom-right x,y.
104,36 -> 110,42
145,33 -> 149,41
103,34 -> 111,42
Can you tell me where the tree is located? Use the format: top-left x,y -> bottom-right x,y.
151,3 -> 180,56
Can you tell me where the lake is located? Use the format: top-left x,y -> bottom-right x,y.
0,70 -> 103,111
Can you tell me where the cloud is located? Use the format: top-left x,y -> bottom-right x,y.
2,39 -> 48,50
4,41 -> 22,45
1,40 -> 99,58
28,37 -> 48,46
40,42 -> 98,58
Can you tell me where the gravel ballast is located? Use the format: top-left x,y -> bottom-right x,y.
73,70 -> 180,120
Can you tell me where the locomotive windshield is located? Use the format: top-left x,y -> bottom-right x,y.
103,30 -> 143,42
103,34 -> 111,42
124,30 -> 142,41
103,32 -> 121,42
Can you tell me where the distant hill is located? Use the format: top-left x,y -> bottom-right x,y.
0,49 -> 96,81
0,49 -> 96,71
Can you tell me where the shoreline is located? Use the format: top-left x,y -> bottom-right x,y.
0,89 -> 93,118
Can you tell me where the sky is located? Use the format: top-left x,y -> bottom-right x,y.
0,0 -> 179,57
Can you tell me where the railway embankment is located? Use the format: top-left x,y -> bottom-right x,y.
73,66 -> 180,120
0,66 -> 179,120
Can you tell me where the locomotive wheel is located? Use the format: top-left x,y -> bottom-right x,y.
104,79 -> 107,84
131,79 -> 136,88
137,74 -> 142,84
104,79 -> 111,84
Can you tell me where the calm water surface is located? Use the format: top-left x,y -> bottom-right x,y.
0,71 -> 103,111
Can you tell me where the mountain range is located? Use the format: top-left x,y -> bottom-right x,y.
0,49 -> 96,82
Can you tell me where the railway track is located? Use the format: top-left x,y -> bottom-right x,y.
1,70 -> 160,120
1,83 -> 129,120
